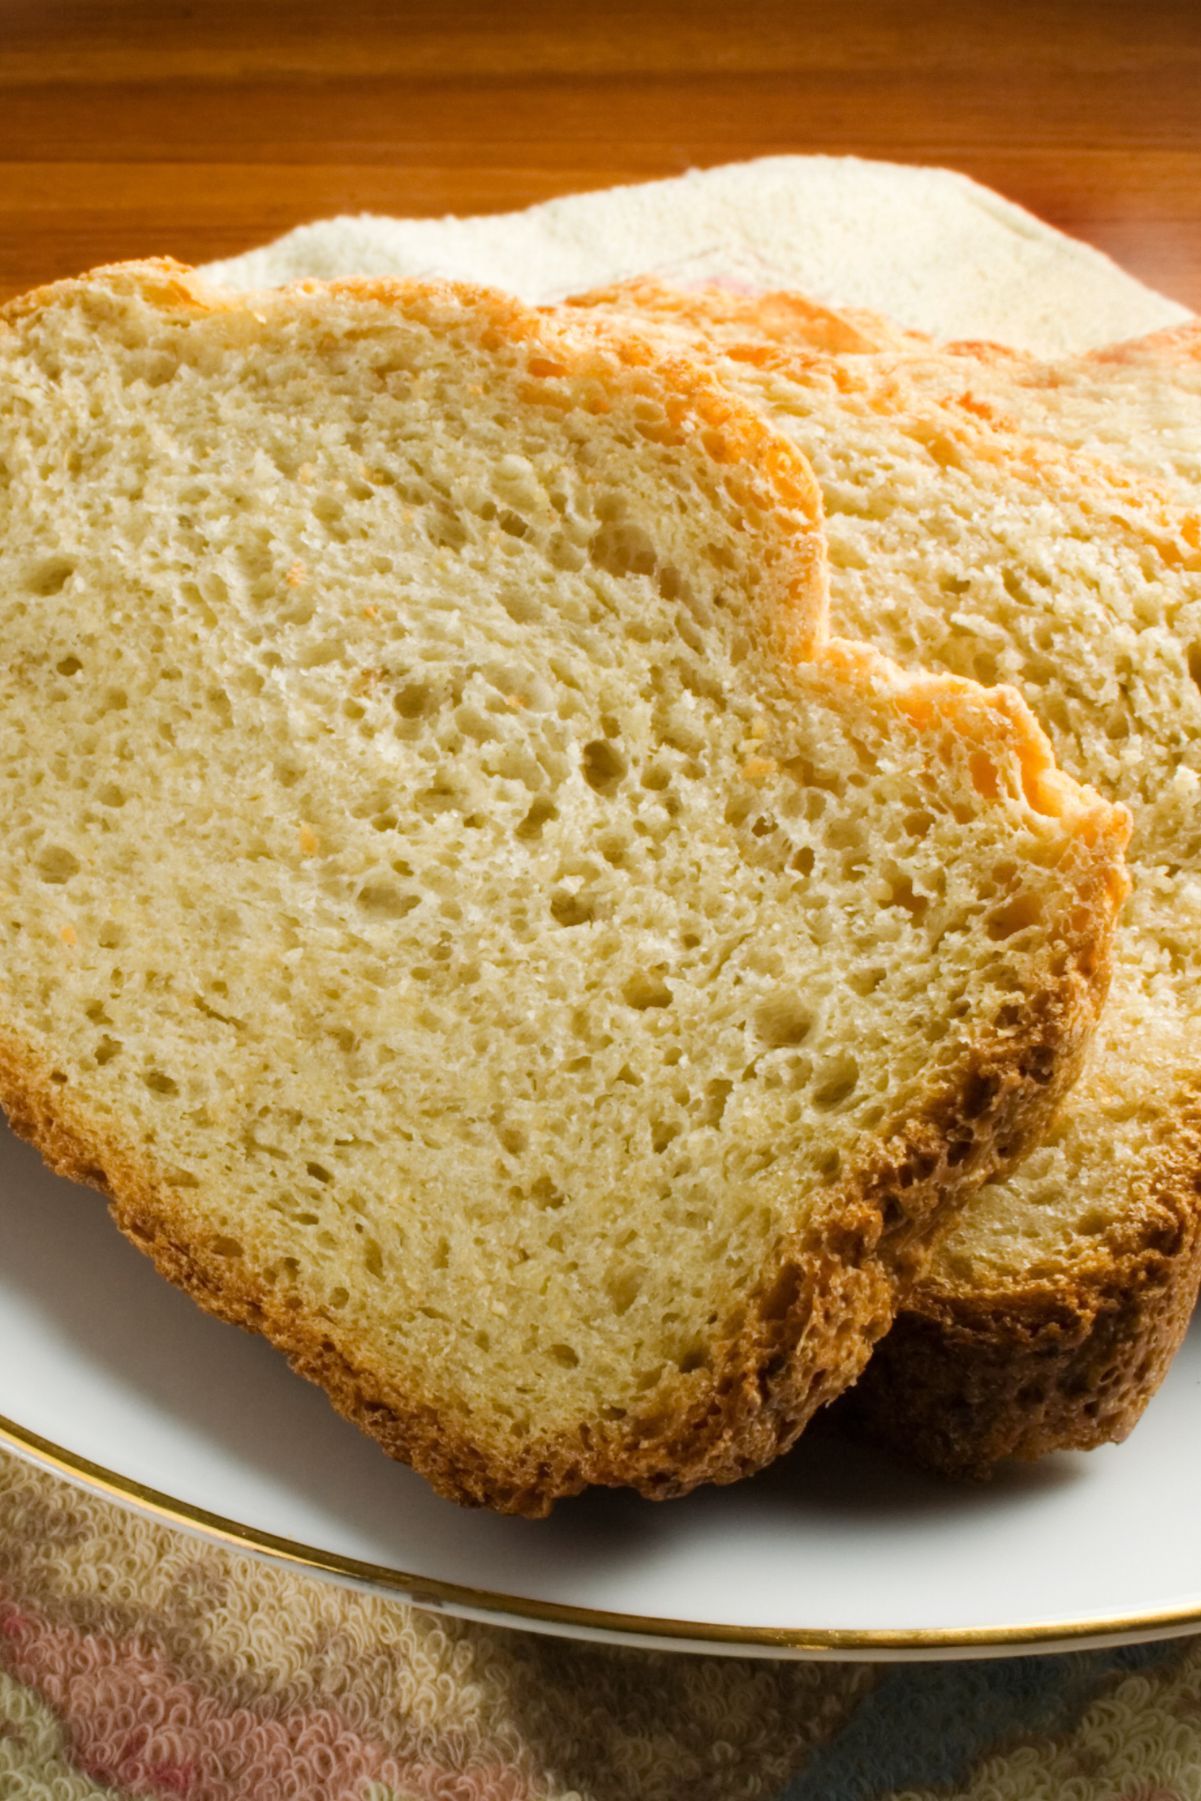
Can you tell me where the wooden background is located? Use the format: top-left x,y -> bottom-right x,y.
1,0 -> 1199,310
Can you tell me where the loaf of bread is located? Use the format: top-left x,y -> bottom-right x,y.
567,277 -> 1201,1470
0,262 -> 1126,1512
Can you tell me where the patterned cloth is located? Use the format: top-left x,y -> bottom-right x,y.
1,1450 -> 1198,1800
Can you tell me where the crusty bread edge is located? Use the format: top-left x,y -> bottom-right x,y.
0,976 -> 1094,1511
0,262 -> 1126,1513
1089,318 -> 1201,366
841,1092 -> 1201,1474
561,276 -> 925,355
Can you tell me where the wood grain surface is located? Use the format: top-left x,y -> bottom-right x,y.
1,0 -> 1199,310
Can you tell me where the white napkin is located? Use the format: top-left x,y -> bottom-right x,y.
200,155 -> 1189,356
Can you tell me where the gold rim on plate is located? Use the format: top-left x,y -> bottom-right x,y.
3,1409 -> 1199,1658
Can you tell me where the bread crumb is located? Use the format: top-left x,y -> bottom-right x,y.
742,755 -> 778,780
286,561 -> 307,588
296,463 -> 316,485
59,924 -> 76,945
298,824 -> 319,854
362,604 -> 380,621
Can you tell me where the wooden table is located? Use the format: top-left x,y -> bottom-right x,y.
2,0 -> 1199,311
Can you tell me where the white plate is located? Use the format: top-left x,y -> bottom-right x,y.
3,1118 -> 1200,1660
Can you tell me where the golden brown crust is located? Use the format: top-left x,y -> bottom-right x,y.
565,281 -> 1201,579
1089,318 -> 1201,366
562,276 -> 923,356
714,293 -> 1201,1470
842,1090 -> 1201,1473
0,262 -> 1127,1514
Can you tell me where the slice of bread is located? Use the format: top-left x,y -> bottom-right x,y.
568,284 -> 1201,499
811,308 -> 1201,506
567,278 -> 1201,1472
908,322 -> 1201,506
0,263 -> 1125,1513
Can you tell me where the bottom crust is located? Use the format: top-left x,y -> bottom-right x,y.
843,1105 -> 1201,1474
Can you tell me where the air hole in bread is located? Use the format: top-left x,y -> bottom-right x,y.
581,738 -> 626,793
622,972 -> 672,1010
36,846 -> 80,885
813,1058 -> 860,1111
549,891 -> 595,928
755,997 -> 814,1049
988,893 -> 1043,940
30,557 -> 76,598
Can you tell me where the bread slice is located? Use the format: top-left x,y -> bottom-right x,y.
0,263 -> 1125,1513
940,327 -> 1201,504
567,278 -> 1201,1472
803,306 -> 1201,506
566,284 -> 1201,498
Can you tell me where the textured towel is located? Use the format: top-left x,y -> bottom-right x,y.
201,155 -> 1190,354
2,1450 -> 1200,1800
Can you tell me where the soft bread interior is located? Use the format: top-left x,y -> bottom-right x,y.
0,268 -> 1124,1504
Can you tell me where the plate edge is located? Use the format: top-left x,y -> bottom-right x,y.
3,1411 -> 1199,1660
